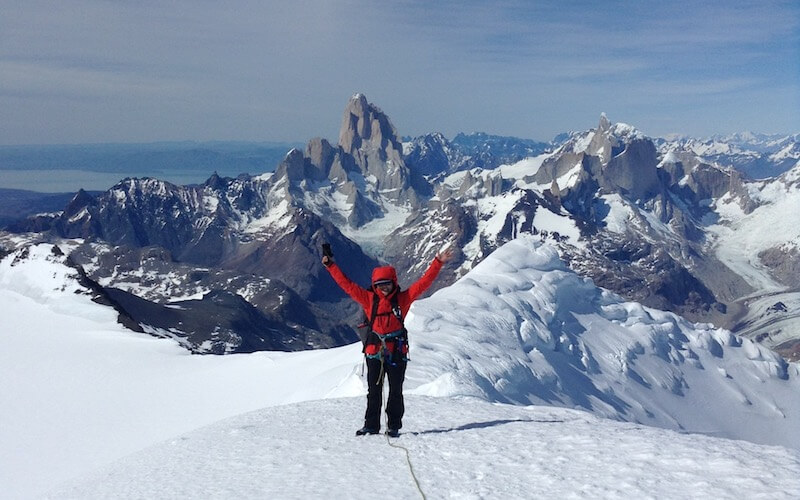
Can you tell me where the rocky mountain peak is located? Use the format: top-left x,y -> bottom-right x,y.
264,94 -> 425,229
585,116 -> 615,161
338,93 -> 369,151
338,93 -> 403,157
577,115 -> 659,200
64,189 -> 97,217
204,172 -> 225,190
598,112 -> 611,133
335,94 -> 419,206
338,94 -> 404,170
403,132 -> 456,177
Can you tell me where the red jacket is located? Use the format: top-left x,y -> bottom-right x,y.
325,258 -> 444,356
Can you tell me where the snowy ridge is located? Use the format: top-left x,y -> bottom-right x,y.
404,236 -> 800,448
0,244 -> 88,304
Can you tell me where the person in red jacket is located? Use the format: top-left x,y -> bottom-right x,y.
323,246 -> 453,437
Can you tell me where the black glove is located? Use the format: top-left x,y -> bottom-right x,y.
322,243 -> 333,258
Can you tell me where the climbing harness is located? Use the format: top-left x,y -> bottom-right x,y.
359,291 -> 409,385
370,328 -> 406,385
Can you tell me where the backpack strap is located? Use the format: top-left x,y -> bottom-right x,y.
389,293 -> 404,324
362,291 -> 406,351
367,291 -> 380,332
357,292 -> 380,352
368,292 -> 404,327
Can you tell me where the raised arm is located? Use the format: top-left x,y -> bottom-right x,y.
406,247 -> 454,302
323,258 -> 371,308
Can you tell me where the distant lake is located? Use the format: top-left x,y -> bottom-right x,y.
0,141 -> 301,193
0,168 -> 252,193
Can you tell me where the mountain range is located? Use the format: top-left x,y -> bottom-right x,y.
1,94 -> 798,362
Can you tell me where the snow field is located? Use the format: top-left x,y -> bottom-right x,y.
0,246 -> 365,498
51,396 -> 800,500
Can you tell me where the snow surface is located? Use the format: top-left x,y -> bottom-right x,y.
0,245 -> 363,498
572,131 -> 595,153
553,162 -> 584,190
2,240 -> 799,499
244,198 -> 292,234
497,153 -> 551,179
532,206 -> 583,245
734,291 -> 800,351
599,193 -> 637,234
54,397 -> 800,500
461,189 -> 584,260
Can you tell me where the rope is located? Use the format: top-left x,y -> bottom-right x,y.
380,373 -> 427,500
386,433 -> 426,500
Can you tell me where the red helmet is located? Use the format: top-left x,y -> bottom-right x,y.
371,265 -> 398,290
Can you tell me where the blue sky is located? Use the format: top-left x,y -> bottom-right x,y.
1,0 -> 798,145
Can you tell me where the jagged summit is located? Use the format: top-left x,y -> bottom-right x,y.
598,112 -> 610,130
269,94 -> 424,222
338,93 -> 403,159
336,93 -> 415,202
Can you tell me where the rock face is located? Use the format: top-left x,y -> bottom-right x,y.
270,94 -> 425,227
104,287 -> 352,354
338,93 -> 420,206
339,94 -> 404,163
403,132 -> 455,177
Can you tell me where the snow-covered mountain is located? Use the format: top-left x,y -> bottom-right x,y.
657,132 -> 800,180
394,114 -> 800,360
403,131 -> 552,177
1,237 -> 798,498
3,94 -> 799,362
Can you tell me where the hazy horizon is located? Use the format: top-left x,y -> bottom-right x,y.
1,126 -> 798,149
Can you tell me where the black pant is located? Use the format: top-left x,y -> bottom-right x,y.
365,357 -> 407,430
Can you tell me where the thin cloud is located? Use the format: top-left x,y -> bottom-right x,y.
0,0 -> 797,144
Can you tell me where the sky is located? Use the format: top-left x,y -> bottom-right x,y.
1,0 -> 798,145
